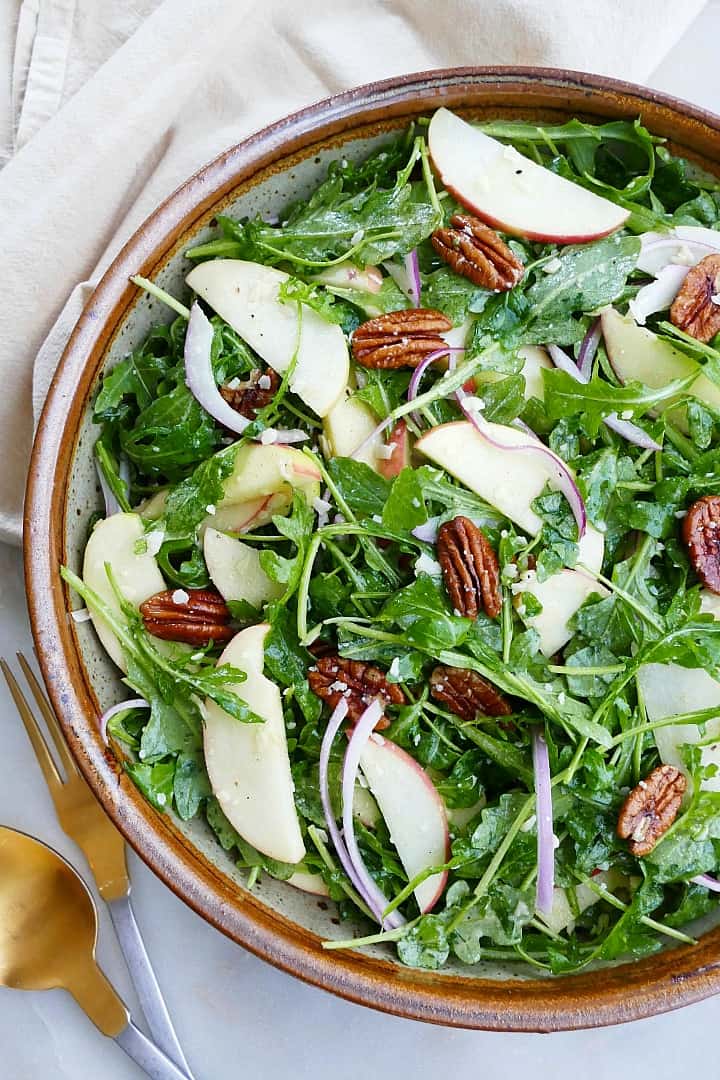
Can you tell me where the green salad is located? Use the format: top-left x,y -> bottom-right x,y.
64,106 -> 720,974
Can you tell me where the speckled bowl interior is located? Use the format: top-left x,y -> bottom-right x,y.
26,68 -> 720,1030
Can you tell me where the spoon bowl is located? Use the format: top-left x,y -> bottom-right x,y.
0,826 -> 127,1032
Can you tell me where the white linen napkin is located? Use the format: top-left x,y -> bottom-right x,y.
0,0 -> 707,544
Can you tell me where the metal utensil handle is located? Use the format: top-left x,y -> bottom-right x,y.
116,1021 -> 193,1080
109,895 -> 193,1078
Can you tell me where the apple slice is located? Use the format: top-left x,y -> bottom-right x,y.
204,623 -> 305,864
377,420 -> 411,479
428,108 -> 629,243
476,345 -> 553,402
359,735 -> 449,913
203,527 -> 283,607
82,512 -> 166,670
601,306 -> 720,432
287,869 -> 330,897
186,260 -> 349,417
210,492 -> 292,535
637,662 -> 720,793
514,569 -> 608,657
218,442 -> 321,508
322,391 -> 383,469
416,420 -> 576,537
539,871 -> 622,935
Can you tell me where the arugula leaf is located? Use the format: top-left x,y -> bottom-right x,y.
382,468 -> 427,532
381,576 -> 471,651
327,458 -> 391,517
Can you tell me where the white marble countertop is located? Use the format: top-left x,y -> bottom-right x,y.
4,11 -> 720,1076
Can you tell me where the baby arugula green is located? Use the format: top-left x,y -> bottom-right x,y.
71,111 -> 720,976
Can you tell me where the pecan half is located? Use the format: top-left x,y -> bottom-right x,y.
431,214 -> 524,292
307,656 -> 405,727
670,254 -> 720,343
351,308 -> 452,369
220,368 -> 280,418
437,516 -> 502,619
683,494 -> 720,593
139,589 -> 234,645
430,665 -> 512,720
617,764 -> 686,856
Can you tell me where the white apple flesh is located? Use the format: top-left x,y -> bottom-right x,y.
286,870 -> 330,897
203,527 -> 283,606
475,345 -> 553,402
359,735 -> 449,913
186,260 -> 349,417
82,512 -> 166,670
322,391 -> 384,469
514,569 -> 608,658
539,871 -> 622,935
637,662 -> 720,793
601,306 -> 720,433
203,624 -> 305,864
377,420 -> 411,480
207,443 -> 322,534
428,108 -> 629,243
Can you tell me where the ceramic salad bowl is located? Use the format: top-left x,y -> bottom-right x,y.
25,67 -> 720,1031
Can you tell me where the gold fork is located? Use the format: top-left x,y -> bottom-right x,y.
1,653 -> 192,1078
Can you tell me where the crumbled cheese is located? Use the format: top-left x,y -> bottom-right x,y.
350,228 -> 365,246
258,374 -> 272,390
712,293 -> 720,306
388,657 -> 401,679
70,608 -> 91,623
313,495 -> 332,521
674,509 -> 686,519
552,833 -> 560,850
500,529 -> 509,539
372,514 -> 382,523
462,395 -> 485,413
542,257 -> 562,274
156,792 -> 167,806
145,529 -> 165,556
329,680 -> 348,693
260,428 -> 278,445
225,376 -> 241,390
412,498 -> 420,508
172,589 -> 190,605
558,692 -> 566,705
414,552 -> 442,577
670,244 -> 697,267
503,563 -> 519,580
205,504 -> 216,515
354,369 -> 367,389
521,814 -> 536,833
191,652 -> 204,661
377,443 -> 396,460
620,410 -> 633,420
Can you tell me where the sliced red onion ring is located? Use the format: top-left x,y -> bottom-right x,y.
95,457 -> 120,517
342,700 -> 405,930
637,231 -> 720,275
184,302 -> 251,435
532,728 -> 554,917
99,697 -> 149,744
383,250 -> 421,307
629,264 -> 689,326
692,873 -> 720,893
319,698 -> 380,916
577,318 -> 602,382
547,344 -> 662,453
411,516 -> 441,543
457,391 -> 587,539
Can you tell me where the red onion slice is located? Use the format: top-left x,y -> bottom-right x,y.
342,701 -> 405,930
99,697 -> 149,744
184,302 -> 251,435
532,728 -> 554,917
547,344 -> 662,453
319,697 -> 378,913
456,392 -> 587,539
383,250 -> 421,307
692,873 -> 720,893
411,516 -> 441,543
577,318 -> 601,382
629,264 -> 689,326
638,231 -> 720,275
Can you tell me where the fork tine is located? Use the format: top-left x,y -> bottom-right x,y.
16,652 -> 80,778
1,658 -> 64,795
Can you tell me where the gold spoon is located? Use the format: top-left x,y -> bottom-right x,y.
0,826 -> 192,1079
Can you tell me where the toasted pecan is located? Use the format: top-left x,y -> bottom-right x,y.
617,765 -> 686,856
431,214 -> 524,292
683,495 -> 720,594
670,254 -> 720,343
437,516 -> 502,619
308,656 -> 405,727
429,665 -> 512,720
351,308 -> 452,369
139,588 -> 234,646
220,368 -> 280,418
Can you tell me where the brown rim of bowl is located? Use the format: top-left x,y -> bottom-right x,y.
24,67 -> 720,1032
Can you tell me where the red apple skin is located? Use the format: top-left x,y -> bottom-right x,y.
378,420 -> 411,480
364,735 -> 450,914
435,176 -> 625,245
